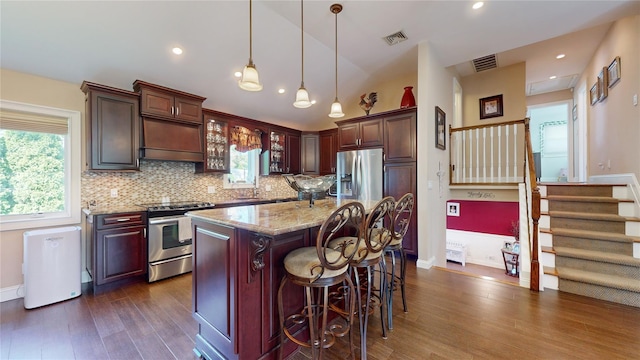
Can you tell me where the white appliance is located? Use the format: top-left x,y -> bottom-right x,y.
23,226 -> 81,309
336,148 -> 383,201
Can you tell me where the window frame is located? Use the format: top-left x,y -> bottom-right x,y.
0,99 -> 81,231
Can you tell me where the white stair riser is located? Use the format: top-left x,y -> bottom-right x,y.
539,185 -> 547,197
619,202 -> 637,217
541,199 -> 549,212
634,243 -> 640,259
626,221 -> 640,237
539,232 -> 553,247
543,274 -> 558,290
541,252 -> 555,268
612,186 -> 632,200
540,215 -> 550,229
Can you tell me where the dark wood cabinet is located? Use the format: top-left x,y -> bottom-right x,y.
196,111 -> 229,173
319,129 -> 338,175
133,80 -> 204,123
81,81 -> 140,171
301,133 -> 319,174
86,211 -> 147,292
286,132 -> 301,174
336,117 -> 383,150
384,109 -> 417,162
384,162 -> 417,256
191,219 -> 310,360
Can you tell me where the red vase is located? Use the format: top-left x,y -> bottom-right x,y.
400,86 -> 416,108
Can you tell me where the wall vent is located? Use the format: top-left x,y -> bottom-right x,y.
383,30 -> 408,46
472,54 -> 498,72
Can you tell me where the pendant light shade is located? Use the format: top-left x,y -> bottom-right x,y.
238,0 -> 263,91
328,4 -> 344,118
293,0 -> 312,108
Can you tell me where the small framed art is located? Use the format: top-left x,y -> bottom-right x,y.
435,106 -> 446,150
598,67 -> 608,101
590,83 -> 599,105
608,56 -> 621,88
479,94 -> 503,119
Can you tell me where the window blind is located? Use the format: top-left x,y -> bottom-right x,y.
0,108 -> 68,135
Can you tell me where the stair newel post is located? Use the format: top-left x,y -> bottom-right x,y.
531,187 -> 541,291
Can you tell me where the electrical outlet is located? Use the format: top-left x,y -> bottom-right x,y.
633,94 -> 638,106
265,185 -> 272,192
110,189 -> 118,197
207,186 -> 216,194
162,196 -> 170,205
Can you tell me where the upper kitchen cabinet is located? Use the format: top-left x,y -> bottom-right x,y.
263,129 -> 301,174
196,110 -> 229,173
133,80 -> 205,163
384,108 -> 417,162
319,129 -> 338,175
81,81 -> 140,171
336,117 -> 383,150
133,80 -> 205,124
301,133 -> 319,175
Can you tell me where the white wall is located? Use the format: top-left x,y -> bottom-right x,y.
416,42 -> 456,268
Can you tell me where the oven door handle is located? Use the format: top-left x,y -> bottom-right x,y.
149,216 -> 186,225
150,254 -> 192,266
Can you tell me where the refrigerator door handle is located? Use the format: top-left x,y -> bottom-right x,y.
351,153 -> 358,198
356,154 -> 362,199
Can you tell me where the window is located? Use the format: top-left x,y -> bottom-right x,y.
0,100 -> 81,231
223,145 -> 260,189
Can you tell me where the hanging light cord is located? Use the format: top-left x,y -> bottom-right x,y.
249,0 -> 253,64
334,6 -> 338,99
300,0 -> 305,86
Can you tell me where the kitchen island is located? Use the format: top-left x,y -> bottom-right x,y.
186,198 -> 377,360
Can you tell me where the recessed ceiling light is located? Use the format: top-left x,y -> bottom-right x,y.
172,47 -> 183,55
556,54 -> 566,59
549,76 -> 557,80
311,100 -> 317,105
234,71 -> 242,78
472,2 -> 484,10
278,88 -> 285,94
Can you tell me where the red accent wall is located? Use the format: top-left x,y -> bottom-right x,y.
446,200 -> 518,236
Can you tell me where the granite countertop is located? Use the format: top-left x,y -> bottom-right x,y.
186,198 -> 379,236
82,205 -> 146,216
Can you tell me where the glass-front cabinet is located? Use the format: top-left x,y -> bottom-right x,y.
196,117 -> 228,173
268,130 -> 286,173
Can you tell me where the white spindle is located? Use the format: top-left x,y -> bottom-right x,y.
505,124 -> 510,181
475,129 -> 480,182
490,126 -> 494,183
513,124 -> 518,182
462,131 -> 467,182
482,127 -> 487,182
498,127 -> 502,182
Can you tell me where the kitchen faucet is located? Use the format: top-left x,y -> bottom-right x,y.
253,187 -> 259,198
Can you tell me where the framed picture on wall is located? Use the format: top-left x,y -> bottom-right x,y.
446,202 -> 460,216
435,106 -> 446,150
608,56 -> 621,87
590,82 -> 599,105
598,67 -> 608,101
479,94 -> 503,119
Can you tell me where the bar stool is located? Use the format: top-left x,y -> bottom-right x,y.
329,196 -> 396,359
384,193 -> 414,330
277,201 -> 365,360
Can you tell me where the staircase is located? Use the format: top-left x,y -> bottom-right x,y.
538,183 -> 640,307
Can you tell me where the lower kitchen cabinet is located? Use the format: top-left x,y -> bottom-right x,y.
86,211 -> 147,292
384,162 -> 417,256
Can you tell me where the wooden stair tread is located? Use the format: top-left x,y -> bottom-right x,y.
546,195 -> 621,203
543,266 -> 558,276
556,267 -> 640,293
554,246 -> 640,267
549,228 -> 637,243
541,246 -> 555,254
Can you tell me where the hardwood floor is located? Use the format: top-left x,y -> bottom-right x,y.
2,262 -> 639,359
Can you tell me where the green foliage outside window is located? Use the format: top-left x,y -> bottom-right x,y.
0,130 -> 64,216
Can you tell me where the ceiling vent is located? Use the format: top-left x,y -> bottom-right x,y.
383,30 -> 408,46
472,54 -> 498,72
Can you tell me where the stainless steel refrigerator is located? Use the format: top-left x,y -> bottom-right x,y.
336,148 -> 383,201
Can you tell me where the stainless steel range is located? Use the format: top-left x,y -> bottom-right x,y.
142,201 -> 215,282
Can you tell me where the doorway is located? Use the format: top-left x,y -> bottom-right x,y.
527,101 -> 571,182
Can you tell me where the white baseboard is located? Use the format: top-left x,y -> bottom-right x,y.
1,285 -> 23,302
416,256 -> 435,269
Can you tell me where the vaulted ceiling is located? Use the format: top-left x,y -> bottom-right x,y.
2,1 -> 639,130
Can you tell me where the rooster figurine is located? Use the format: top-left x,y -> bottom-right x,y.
359,92 -> 377,115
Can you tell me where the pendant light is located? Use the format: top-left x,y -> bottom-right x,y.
328,3 -> 344,118
238,0 -> 263,91
293,0 -> 312,108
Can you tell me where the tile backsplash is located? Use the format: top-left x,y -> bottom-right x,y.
81,160 -> 298,208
